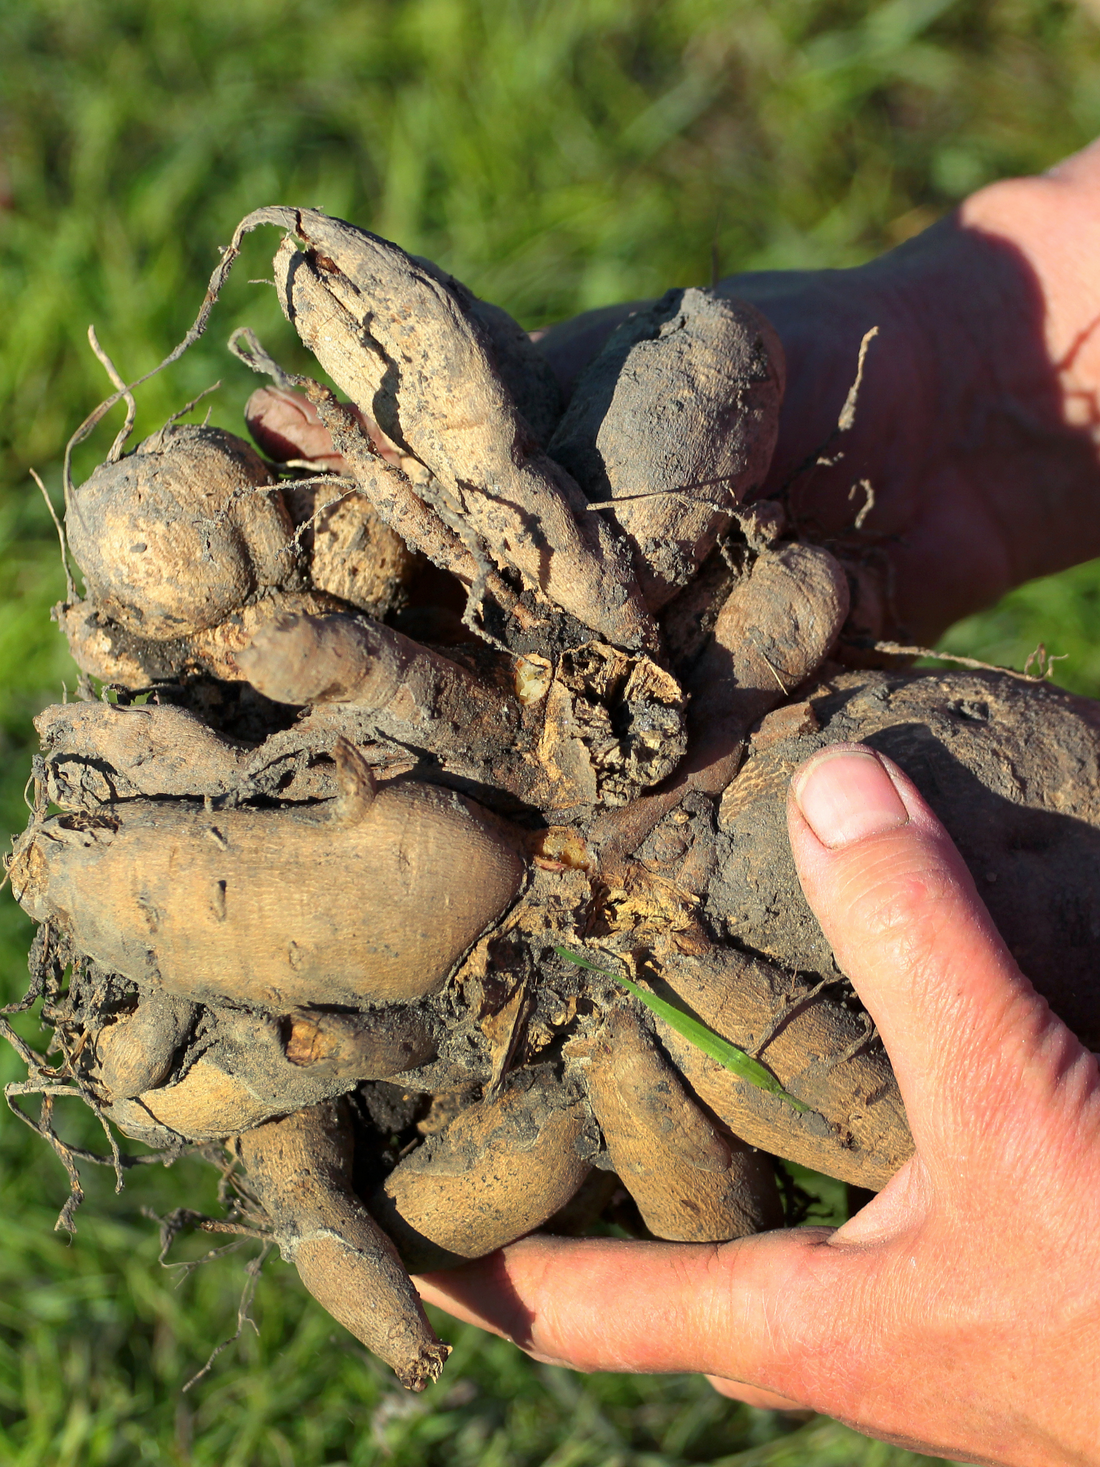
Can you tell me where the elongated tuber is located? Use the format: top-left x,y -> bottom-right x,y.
580,1007 -> 783,1241
11,762 -> 526,1009
273,212 -> 657,652
237,1101 -> 449,1391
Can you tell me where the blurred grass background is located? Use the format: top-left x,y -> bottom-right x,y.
3,0 -> 1100,1461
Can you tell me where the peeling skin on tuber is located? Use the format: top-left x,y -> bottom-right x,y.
10,203 -> 1100,1389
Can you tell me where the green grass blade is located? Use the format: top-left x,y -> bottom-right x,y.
553,946 -> 810,1113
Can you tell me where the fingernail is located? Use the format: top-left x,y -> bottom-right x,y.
791,748 -> 909,849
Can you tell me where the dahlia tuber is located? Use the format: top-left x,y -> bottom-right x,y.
237,1101 -> 450,1391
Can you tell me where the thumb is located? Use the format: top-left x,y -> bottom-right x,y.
787,743 -> 1098,1169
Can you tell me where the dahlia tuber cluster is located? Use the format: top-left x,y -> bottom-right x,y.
6,208 -> 1100,1390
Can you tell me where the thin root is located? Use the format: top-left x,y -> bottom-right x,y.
228,326 -> 298,391
182,1244 -> 272,1392
144,383 -> 222,452
87,326 -> 137,463
583,487 -> 735,515
776,325 -> 881,508
1023,643 -> 1070,680
849,478 -> 875,531
29,469 -> 77,605
752,975 -> 837,1059
40,1091 -> 85,1233
63,206 -> 302,511
859,640 -> 1058,682
837,327 -> 879,432
1,965 -> 45,1018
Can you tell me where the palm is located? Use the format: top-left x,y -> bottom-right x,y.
536,215 -> 1100,646
725,265 -> 1016,644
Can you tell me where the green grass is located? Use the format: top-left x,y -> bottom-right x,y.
3,0 -> 1100,1461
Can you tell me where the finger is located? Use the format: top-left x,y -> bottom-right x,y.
244,386 -> 405,473
787,744 -> 1097,1159
532,302 -> 648,399
245,386 -> 350,472
705,1375 -> 807,1411
416,1228 -> 832,1394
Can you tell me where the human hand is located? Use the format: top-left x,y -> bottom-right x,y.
535,142 -> 1100,645
415,744 -> 1100,1466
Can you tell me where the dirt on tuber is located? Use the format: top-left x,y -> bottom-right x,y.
6,205 -> 1100,1391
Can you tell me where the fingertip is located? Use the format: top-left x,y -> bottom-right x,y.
785,740 -> 1069,1155
789,744 -> 910,850
786,741 -> 980,942
415,1250 -> 536,1350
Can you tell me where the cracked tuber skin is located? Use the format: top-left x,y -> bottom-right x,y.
7,205 -> 1100,1389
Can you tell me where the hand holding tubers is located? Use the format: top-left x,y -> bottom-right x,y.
8,206 -> 1100,1393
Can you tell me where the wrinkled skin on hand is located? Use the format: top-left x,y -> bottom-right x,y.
533,147 -> 1100,647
